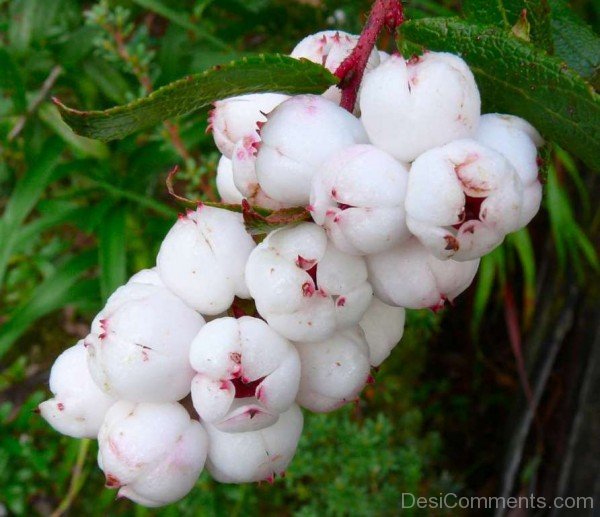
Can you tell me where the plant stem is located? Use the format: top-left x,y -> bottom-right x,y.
51,438 -> 91,517
334,0 -> 404,112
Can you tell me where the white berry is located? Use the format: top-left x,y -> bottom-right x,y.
216,156 -> 244,204
310,144 -> 411,255
85,271 -> 205,401
359,297 -> 406,367
476,113 -> 544,227
208,93 -> 289,158
157,205 -> 255,315
98,401 -> 208,507
189,316 -> 300,432
39,340 -> 115,438
205,403 -> 303,483
360,52 -> 481,162
245,223 -> 372,342
295,327 -> 371,412
367,237 -> 480,310
405,139 -> 524,261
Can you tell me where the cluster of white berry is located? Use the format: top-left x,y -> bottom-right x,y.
40,30 -> 543,507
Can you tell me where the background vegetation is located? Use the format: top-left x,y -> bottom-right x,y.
0,0 -> 598,515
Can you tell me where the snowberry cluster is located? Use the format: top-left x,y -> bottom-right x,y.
41,29 -> 543,507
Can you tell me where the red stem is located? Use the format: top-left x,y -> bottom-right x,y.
334,0 -> 404,112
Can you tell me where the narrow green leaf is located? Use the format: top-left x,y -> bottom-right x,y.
98,205 -> 127,302
2,138 -> 64,227
0,251 -> 98,359
55,55 -> 338,141
471,254 -> 497,335
549,0 -> 600,85
401,18 -> 600,171
0,47 -> 26,111
0,139 -> 64,288
131,0 -> 229,51
506,228 -> 536,325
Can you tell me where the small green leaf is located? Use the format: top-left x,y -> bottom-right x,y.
99,205 -> 128,302
242,201 -> 311,238
401,17 -> 600,171
55,54 -> 338,141
549,0 -> 600,86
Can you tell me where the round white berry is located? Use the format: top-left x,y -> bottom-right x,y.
245,223 -> 372,342
255,95 -> 369,205
157,205 -> 255,315
216,156 -> 244,204
98,401 -> 208,507
189,316 -> 300,433
205,403 -> 303,483
360,52 -> 481,162
39,340 -> 115,438
359,297 -> 405,367
295,327 -> 371,412
367,237 -> 480,310
208,93 -> 289,158
85,272 -> 205,401
310,144 -> 411,255
290,30 -> 380,107
405,139 -> 524,261
476,113 -> 544,227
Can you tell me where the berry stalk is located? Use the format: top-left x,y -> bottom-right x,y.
334,0 -> 404,112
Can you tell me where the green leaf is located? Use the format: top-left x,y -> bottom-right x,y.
471,253 -> 498,335
55,55 -> 338,141
401,17 -> 600,171
549,0 -> 600,85
523,0 -> 553,52
98,205 -> 127,302
0,139 -> 64,289
0,251 -> 98,359
0,47 -> 26,112
462,0 -> 520,27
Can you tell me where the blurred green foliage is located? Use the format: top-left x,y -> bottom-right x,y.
0,0 -> 598,515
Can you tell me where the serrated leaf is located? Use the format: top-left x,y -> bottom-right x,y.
549,0 -> 600,85
55,55 -> 338,141
242,201 -> 311,238
401,17 -> 600,171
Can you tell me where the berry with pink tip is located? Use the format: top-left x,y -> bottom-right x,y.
157,205 -> 255,315
405,139 -> 524,261
205,403 -> 303,483
208,93 -> 289,158
295,327 -> 371,412
359,297 -> 406,367
255,95 -> 369,205
189,316 -> 301,433
310,144 -> 411,255
476,113 -> 544,227
359,52 -> 481,162
367,237 -> 480,310
98,401 -> 208,507
216,155 -> 244,204
39,340 -> 115,438
231,134 -> 290,210
245,223 -> 373,343
290,30 -> 380,107
85,271 -> 205,402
